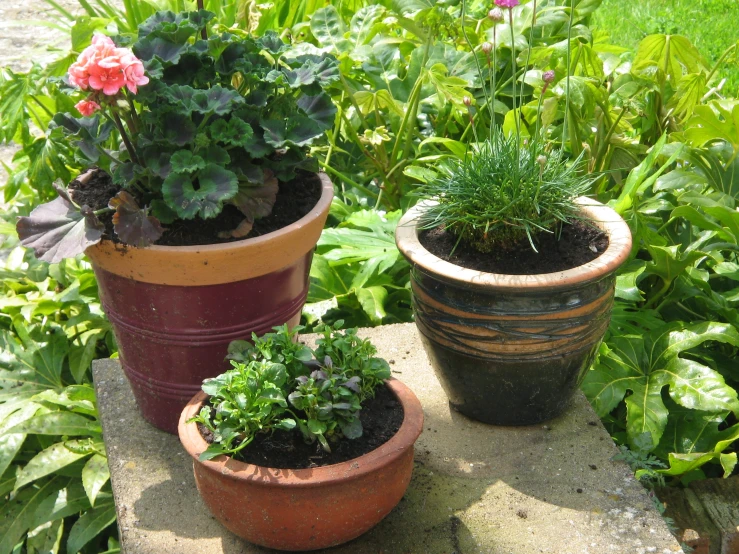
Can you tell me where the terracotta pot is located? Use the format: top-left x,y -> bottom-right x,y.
178,378 -> 424,551
86,173 -> 333,434
395,198 -> 631,425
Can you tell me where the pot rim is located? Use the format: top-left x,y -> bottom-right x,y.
86,172 -> 334,286
178,377 -> 424,488
395,197 -> 632,292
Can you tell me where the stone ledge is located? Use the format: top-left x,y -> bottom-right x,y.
93,323 -> 683,554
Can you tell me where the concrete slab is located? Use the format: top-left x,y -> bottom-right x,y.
93,323 -> 684,554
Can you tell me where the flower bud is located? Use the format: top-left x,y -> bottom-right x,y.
488,7 -> 504,22
537,155 -> 547,167
482,42 -> 493,55
495,0 -> 520,8
463,96 -> 472,107
542,70 -> 555,84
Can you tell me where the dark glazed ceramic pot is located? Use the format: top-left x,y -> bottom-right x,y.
86,173 -> 333,434
395,198 -> 631,425
178,379 -> 424,551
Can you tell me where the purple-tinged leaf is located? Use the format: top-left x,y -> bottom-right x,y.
109,191 -> 164,248
344,376 -> 361,393
230,169 -> 278,223
311,370 -> 328,381
16,187 -> 104,263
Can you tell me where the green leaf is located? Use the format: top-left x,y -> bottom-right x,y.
261,116 -> 322,148
14,441 -> 96,490
653,358 -> 739,414
297,94 -> 336,132
170,150 -> 206,174
32,481 -> 91,528
624,380 -> 669,450
209,118 -> 254,148
615,261 -> 646,302
356,286 -> 388,323
633,34 -> 706,86
162,165 -> 238,220
311,7 -> 351,53
0,477 -> 65,554
66,500 -> 116,554
81,454 -> 110,506
6,412 -> 101,437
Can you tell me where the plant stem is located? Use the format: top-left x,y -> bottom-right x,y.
508,8 -> 519,142
197,0 -> 207,39
112,111 -> 140,166
460,0 -> 490,140
519,0 -> 536,120
490,28 -> 498,140
563,0 -> 574,151
706,44 -> 736,84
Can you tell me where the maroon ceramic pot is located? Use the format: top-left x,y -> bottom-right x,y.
87,173 -> 333,433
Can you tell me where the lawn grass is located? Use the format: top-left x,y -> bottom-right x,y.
592,0 -> 739,96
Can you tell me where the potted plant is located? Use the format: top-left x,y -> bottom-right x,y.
395,0 -> 631,425
16,10 -> 338,433
178,324 -> 424,551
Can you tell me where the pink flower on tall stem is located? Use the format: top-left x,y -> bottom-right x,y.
67,33 -> 147,96
75,99 -> 101,117
494,0 -> 520,8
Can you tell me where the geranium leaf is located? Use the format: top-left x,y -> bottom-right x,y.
297,93 -> 337,131
209,118 -> 254,148
230,171 -> 278,222
133,37 -> 187,64
170,150 -> 206,174
16,192 -> 104,264
162,165 -> 238,220
261,116 -> 321,147
191,86 -> 244,115
108,191 -> 164,247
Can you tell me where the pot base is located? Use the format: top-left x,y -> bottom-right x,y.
420,333 -> 598,426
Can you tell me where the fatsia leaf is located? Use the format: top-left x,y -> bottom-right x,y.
109,191 -> 164,247
162,165 -> 238,219
624,380 -> 669,450
16,191 -> 104,264
356,286 -> 388,323
310,7 -> 351,53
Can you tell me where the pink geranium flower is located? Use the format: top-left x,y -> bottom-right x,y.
495,0 -> 520,7
75,99 -> 101,117
67,33 -> 147,96
119,52 -> 149,94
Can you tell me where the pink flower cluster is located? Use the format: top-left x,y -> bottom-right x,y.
494,0 -> 520,8
69,34 -> 149,97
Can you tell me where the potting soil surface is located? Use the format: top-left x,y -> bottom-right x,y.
420,221 -> 609,275
69,169 -> 322,246
198,383 -> 404,469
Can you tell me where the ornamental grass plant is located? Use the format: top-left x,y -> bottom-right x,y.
418,0 -> 595,255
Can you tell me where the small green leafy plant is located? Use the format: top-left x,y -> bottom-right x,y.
16,9 -> 338,262
189,323 -> 391,461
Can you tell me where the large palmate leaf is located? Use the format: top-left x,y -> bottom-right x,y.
632,34 -> 707,86
16,189 -> 104,264
583,322 -> 739,451
162,165 -> 238,219
108,191 -> 164,248
297,94 -> 337,132
310,7 -> 351,53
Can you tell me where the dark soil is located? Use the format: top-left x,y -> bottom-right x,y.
198,383 -> 405,469
69,169 -> 322,247
419,221 -> 609,275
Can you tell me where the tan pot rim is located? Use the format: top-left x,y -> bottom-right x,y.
86,172 -> 334,286
178,377 -> 424,488
395,197 -> 632,292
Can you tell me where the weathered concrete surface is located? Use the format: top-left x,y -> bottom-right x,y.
93,323 -> 684,554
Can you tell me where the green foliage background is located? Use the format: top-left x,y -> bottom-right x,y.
1,0 -> 739,552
